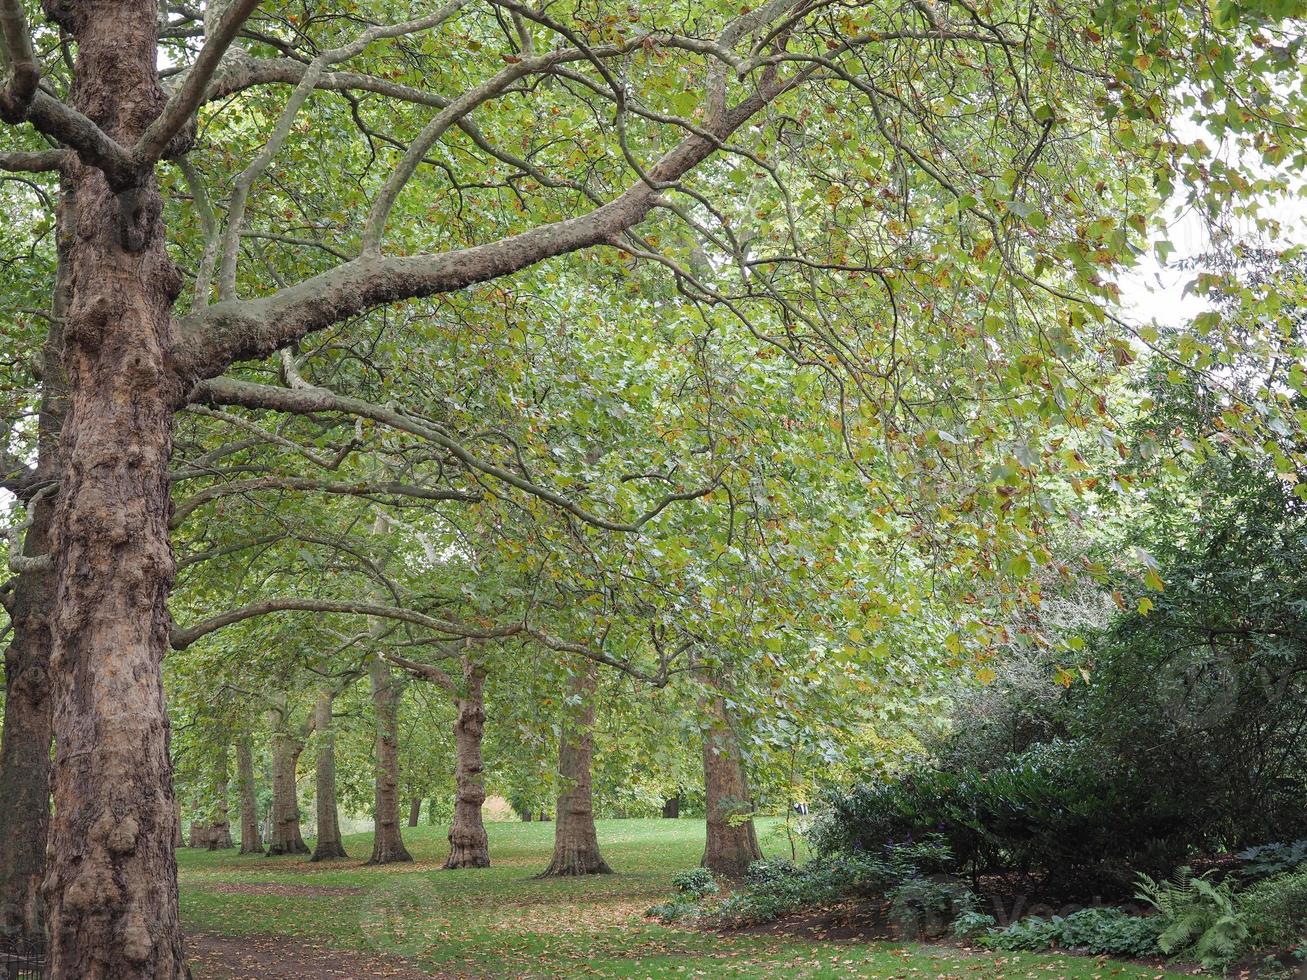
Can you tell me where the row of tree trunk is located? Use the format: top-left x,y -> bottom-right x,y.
0,629 -> 764,950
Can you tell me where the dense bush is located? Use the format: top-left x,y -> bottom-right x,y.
811,740 -> 1192,890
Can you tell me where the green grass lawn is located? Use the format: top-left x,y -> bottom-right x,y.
179,817 -> 1194,978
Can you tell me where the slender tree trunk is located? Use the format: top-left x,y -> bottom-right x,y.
236,736 -> 263,855
39,0 -> 188,971
367,656 -> 411,864
0,495 -> 54,941
207,744 -> 232,850
310,690 -> 346,861
407,798 -> 421,828
0,173 -> 67,943
539,662 -> 611,877
266,732 -> 309,856
444,659 -> 488,869
662,794 -> 680,819
701,694 -> 762,878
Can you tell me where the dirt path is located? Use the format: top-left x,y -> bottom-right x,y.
187,931 -> 450,979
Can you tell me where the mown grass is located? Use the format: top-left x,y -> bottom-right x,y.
180,817 -> 1193,978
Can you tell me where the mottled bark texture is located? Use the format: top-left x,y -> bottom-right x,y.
539,663 -> 611,877
39,0 -> 188,973
701,695 -> 762,878
235,736 -> 263,855
267,731 -> 308,856
310,690 -> 346,861
367,657 -> 411,865
444,660 -> 488,870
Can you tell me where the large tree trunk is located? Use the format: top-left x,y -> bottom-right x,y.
444,659 -> 489,870
539,662 -> 611,877
407,798 -> 421,828
662,794 -> 680,819
40,0 -> 188,972
367,657 -> 411,865
235,736 -> 263,855
310,690 -> 347,861
266,732 -> 309,856
701,695 -> 763,878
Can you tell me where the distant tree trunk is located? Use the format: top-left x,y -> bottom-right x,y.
310,690 -> 347,861
662,794 -> 680,819
0,243 -> 66,941
0,492 -> 54,941
207,743 -> 233,850
445,659 -> 489,869
266,731 -> 309,856
539,663 -> 611,877
368,656 -> 412,864
407,798 -> 421,828
701,694 -> 762,878
236,735 -> 263,854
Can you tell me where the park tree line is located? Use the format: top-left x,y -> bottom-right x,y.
1,0 -> 1305,977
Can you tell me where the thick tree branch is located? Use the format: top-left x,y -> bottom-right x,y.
23,92 -> 136,188
0,147 -> 65,172
173,80 -> 783,380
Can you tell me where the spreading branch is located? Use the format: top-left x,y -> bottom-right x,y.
190,376 -> 719,532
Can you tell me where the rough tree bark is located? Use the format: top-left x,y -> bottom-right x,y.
310,690 -> 346,861
444,658 -> 489,870
539,662 -> 611,877
661,795 -> 680,819
367,656 -> 411,864
36,0 -> 190,970
701,694 -> 762,878
235,736 -> 263,855
266,729 -> 309,856
407,798 -> 421,828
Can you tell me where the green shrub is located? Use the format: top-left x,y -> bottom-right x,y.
1136,867 -> 1249,969
979,908 -> 1162,958
811,742 -> 1192,890
1239,841 -> 1307,882
952,910 -> 997,939
671,867 -> 719,898
1241,869 -> 1307,950
645,897 -> 701,924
